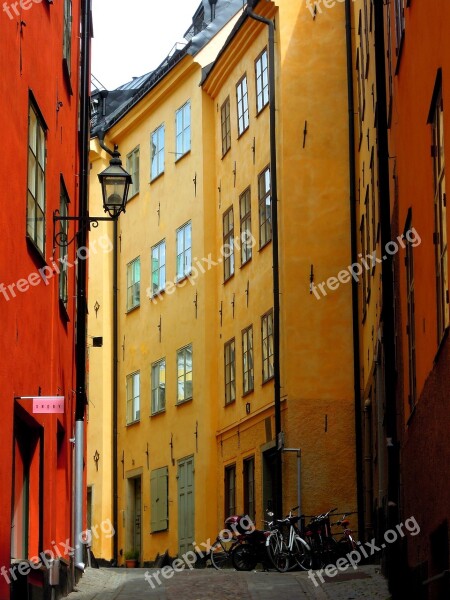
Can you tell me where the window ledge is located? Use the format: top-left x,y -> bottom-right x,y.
26,235 -> 46,266
62,58 -> 73,96
224,273 -> 235,285
126,304 -> 140,315
242,389 -> 254,399
175,149 -> 191,164
224,399 -> 236,407
59,299 -> 70,323
150,409 -> 166,417
256,102 -> 269,118
237,126 -> 250,140
221,147 -> 231,160
262,375 -> 274,386
150,288 -> 166,301
258,240 -> 272,252
176,398 -> 193,407
128,191 -> 140,202
126,420 -> 140,428
150,171 -> 164,184
240,257 -> 252,269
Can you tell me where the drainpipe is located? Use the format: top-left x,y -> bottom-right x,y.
74,0 -> 92,570
246,0 -> 282,519
345,0 -> 365,541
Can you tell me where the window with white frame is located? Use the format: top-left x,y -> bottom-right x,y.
151,240 -> 166,296
261,310 -> 274,383
224,339 -> 236,405
151,124 -> 165,180
176,222 -> 192,280
221,97 -> 231,156
223,207 -> 235,282
126,146 -> 140,197
63,0 -> 72,74
177,344 -> 193,403
258,167 -> 272,248
27,102 -> 46,254
255,49 -> 269,113
432,85 -> 449,341
236,75 -> 249,136
59,181 -> 69,306
127,257 -> 140,310
176,101 -> 191,159
151,358 -> 166,415
242,326 -> 254,395
126,372 -> 140,424
240,187 -> 252,265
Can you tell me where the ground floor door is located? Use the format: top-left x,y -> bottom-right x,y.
178,455 -> 194,556
127,476 -> 141,561
262,447 -> 277,514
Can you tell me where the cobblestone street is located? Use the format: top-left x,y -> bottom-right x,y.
66,565 -> 391,600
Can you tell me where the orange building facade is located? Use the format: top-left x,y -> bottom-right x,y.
0,1 -> 84,599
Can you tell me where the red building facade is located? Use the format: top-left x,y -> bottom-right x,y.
383,1 -> 450,598
0,1 -> 83,598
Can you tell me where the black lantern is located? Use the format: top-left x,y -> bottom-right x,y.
98,146 -> 132,218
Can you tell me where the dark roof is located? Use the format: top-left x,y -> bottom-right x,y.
91,0 -> 244,139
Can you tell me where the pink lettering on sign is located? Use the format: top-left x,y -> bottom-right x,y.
32,397 -> 65,414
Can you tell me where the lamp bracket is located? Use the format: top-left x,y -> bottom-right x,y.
53,210 -> 116,248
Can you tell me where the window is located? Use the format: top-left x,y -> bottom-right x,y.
59,181 -> 69,306
224,339 -> 236,405
151,358 -> 166,415
177,344 -> 193,403
127,258 -> 140,310
151,124 -> 165,180
27,103 -> 46,254
432,86 -> 449,340
176,222 -> 192,280
394,0 -> 405,52
236,75 -> 249,136
405,214 -> 417,411
176,101 -> 191,159
126,372 -> 140,424
63,0 -> 72,74
223,207 -> 235,281
242,326 -> 254,395
255,49 -> 269,113
261,310 -> 274,383
225,465 -> 236,518
240,188 -> 252,265
258,167 -> 272,248
126,146 -> 140,197
221,97 -> 231,156
151,240 -> 166,296
243,457 -> 255,522
151,467 -> 168,532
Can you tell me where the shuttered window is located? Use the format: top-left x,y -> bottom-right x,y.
151,467 -> 168,532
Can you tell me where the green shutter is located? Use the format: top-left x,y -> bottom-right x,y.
151,466 -> 168,532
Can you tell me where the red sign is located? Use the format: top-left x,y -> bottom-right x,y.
32,397 -> 65,414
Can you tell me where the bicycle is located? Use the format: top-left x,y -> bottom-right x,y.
266,506 -> 313,572
330,512 -> 358,556
303,507 -> 339,568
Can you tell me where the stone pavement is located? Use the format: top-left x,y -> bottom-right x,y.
65,564 -> 391,600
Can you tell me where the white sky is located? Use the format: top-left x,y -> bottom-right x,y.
92,0 -> 201,90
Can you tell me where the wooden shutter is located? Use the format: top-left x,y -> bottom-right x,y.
151,467 -> 168,532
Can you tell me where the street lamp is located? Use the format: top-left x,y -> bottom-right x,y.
53,144 -> 132,247
98,145 -> 132,218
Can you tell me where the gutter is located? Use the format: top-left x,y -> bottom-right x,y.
345,0 -> 365,542
246,0 -> 283,519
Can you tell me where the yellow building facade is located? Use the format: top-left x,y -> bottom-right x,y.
88,0 -> 358,565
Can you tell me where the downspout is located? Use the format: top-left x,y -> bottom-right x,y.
97,130 -> 119,564
75,0 -> 92,569
246,1 -> 282,518
373,0 -> 398,533
345,0 -> 365,541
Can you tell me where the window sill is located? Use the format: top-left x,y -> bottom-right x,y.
150,171 -> 164,184
221,147 -> 231,160
62,58 -> 73,96
224,272 -> 235,285
237,126 -> 250,140
128,191 -> 140,202
150,287 -> 166,300
434,326 -> 449,365
242,389 -> 254,399
26,234 -> 46,266
126,420 -> 140,428
240,257 -> 252,269
262,375 -> 274,386
175,149 -> 191,164
59,298 -> 70,323
256,102 -> 269,118
258,240 -> 272,252
224,399 -> 236,407
176,273 -> 193,285
394,33 -> 405,76
150,409 -> 166,417
126,304 -> 140,314
176,397 -> 193,407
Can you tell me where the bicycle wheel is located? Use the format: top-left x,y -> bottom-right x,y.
292,536 -> 313,571
266,532 -> 290,572
209,538 -> 234,570
231,542 -> 258,571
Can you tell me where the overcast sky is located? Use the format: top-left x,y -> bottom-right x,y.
92,0 -> 201,90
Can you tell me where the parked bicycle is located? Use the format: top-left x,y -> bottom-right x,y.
330,512 -> 358,555
266,506 -> 313,573
208,515 -> 245,569
302,508 -> 358,567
